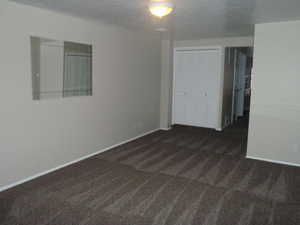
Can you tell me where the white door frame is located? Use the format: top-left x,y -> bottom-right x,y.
172,46 -> 224,131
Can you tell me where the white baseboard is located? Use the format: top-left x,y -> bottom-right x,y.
246,155 -> 300,167
0,128 -> 160,193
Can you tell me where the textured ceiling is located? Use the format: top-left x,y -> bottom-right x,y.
10,0 -> 300,40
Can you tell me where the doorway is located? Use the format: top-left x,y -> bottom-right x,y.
229,47 -> 253,125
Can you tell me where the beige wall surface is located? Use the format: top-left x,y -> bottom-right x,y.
247,21 -> 300,166
0,2 -> 161,189
160,39 -> 173,129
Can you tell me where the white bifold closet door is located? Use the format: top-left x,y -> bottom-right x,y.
173,49 -> 221,129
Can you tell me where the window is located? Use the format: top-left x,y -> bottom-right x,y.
31,36 -> 92,100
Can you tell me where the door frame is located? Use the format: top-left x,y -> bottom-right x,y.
172,46 -> 225,131
231,49 -> 238,123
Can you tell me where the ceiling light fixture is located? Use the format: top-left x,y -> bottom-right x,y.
148,2 -> 174,18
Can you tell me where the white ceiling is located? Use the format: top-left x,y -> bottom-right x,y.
10,0 -> 300,40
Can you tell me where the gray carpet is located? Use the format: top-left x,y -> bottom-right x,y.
1,122 -> 300,225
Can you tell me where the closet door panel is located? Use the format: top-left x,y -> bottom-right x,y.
200,49 -> 221,128
185,51 -> 208,126
173,51 -> 191,124
173,93 -> 187,124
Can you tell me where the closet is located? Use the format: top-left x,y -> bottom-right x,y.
172,47 -> 222,129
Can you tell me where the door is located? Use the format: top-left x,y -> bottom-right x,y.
234,51 -> 247,119
173,49 -> 221,128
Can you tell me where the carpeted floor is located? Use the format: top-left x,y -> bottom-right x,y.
1,120 -> 299,225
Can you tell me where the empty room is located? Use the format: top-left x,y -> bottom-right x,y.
0,0 -> 299,224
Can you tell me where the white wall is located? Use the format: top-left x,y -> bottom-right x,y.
160,39 -> 173,129
0,2 -> 161,189
247,21 -> 300,166
175,36 -> 254,48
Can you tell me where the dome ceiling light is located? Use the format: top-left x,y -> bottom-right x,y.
148,1 -> 174,18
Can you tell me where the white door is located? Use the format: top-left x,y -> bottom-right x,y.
234,52 -> 247,119
173,49 -> 221,129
